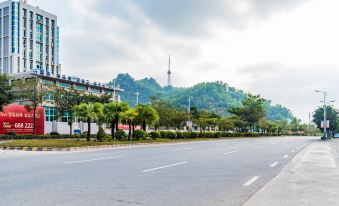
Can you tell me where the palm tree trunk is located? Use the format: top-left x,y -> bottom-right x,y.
87,119 -> 91,141
115,116 -> 119,131
128,122 -> 132,141
142,120 -> 146,131
111,120 -> 115,139
69,119 -> 73,136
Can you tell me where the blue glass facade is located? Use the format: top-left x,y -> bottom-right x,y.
11,2 -> 19,54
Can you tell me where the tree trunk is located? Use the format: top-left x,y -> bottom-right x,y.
128,122 -> 132,141
69,119 -> 73,136
115,115 -> 119,131
142,120 -> 146,131
87,119 -> 91,142
111,120 -> 116,139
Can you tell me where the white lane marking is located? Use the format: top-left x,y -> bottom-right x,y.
270,162 -> 279,168
142,161 -> 188,173
243,176 -> 260,187
224,150 -> 239,155
283,155 -> 289,158
172,148 -> 193,151
64,156 -> 122,164
291,150 -> 295,153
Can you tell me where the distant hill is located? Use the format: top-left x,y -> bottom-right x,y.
108,73 -> 294,121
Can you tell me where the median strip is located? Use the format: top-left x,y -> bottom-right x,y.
142,161 -> 188,173
243,176 -> 260,187
64,156 -> 122,164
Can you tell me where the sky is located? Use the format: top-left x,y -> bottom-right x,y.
29,0 -> 339,122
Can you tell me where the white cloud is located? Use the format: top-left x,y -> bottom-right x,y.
29,0 -> 339,121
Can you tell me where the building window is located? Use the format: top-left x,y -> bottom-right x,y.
76,85 -> 87,91
45,106 -> 57,122
59,82 -> 71,88
62,111 -> 73,123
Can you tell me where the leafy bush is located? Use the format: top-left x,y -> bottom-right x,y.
190,132 -> 199,139
115,130 -> 127,140
176,132 -> 183,139
50,132 -> 60,136
149,131 -> 161,140
182,132 -> 191,139
160,131 -> 167,139
166,131 -> 177,139
133,130 -> 147,140
96,126 -> 106,142
6,131 -> 17,136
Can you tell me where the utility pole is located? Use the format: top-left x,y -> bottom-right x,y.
315,90 -> 331,140
135,92 -> 140,106
167,54 -> 172,87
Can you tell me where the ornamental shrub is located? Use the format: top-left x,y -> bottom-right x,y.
160,131 -> 167,139
166,131 -> 177,139
182,132 -> 191,139
190,132 -> 198,139
149,131 -> 161,140
115,130 -> 127,140
133,130 -> 147,140
96,126 -> 106,142
176,132 -> 183,139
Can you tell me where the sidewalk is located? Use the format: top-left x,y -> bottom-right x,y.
244,140 -> 339,206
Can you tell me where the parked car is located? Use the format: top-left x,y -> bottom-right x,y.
334,133 -> 339,139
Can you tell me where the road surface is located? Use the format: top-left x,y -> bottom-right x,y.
0,136 -> 316,206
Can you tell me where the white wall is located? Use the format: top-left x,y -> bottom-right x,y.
45,122 -> 112,135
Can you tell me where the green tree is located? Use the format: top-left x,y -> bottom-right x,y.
0,74 -> 14,112
135,104 -> 159,131
13,78 -> 49,135
121,108 -> 138,140
229,94 -> 266,131
217,117 -> 235,132
313,106 -> 339,133
104,102 -> 129,139
74,102 -> 103,141
54,88 -> 81,135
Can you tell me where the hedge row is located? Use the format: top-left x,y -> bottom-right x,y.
0,131 -> 288,140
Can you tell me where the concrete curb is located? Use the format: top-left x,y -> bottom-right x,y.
0,142 -> 179,152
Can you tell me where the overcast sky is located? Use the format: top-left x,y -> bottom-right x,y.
29,0 -> 339,122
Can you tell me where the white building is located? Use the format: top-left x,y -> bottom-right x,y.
0,0 -> 60,75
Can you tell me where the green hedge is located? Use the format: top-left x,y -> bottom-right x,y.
0,131 -> 287,141
0,134 -> 95,140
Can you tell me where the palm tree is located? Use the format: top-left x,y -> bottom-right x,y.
74,102 -> 103,141
104,102 -> 129,139
136,105 -> 159,131
121,108 -> 138,140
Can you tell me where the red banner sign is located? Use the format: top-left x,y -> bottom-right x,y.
0,104 -> 45,135
118,125 -> 141,130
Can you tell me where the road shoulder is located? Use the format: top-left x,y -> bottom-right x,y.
244,140 -> 339,206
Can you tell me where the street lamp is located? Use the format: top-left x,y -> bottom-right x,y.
315,90 -> 331,140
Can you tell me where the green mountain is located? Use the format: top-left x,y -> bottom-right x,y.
108,73 -> 294,121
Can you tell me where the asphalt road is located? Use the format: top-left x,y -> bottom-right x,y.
0,136 -> 316,206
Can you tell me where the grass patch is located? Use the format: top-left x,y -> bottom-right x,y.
0,136 -> 289,148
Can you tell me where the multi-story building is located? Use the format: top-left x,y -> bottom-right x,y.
0,0 -> 60,75
0,0 -> 125,135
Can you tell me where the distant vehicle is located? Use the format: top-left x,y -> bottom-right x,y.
334,133 -> 339,139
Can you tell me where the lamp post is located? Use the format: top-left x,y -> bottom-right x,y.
315,90 -> 335,140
